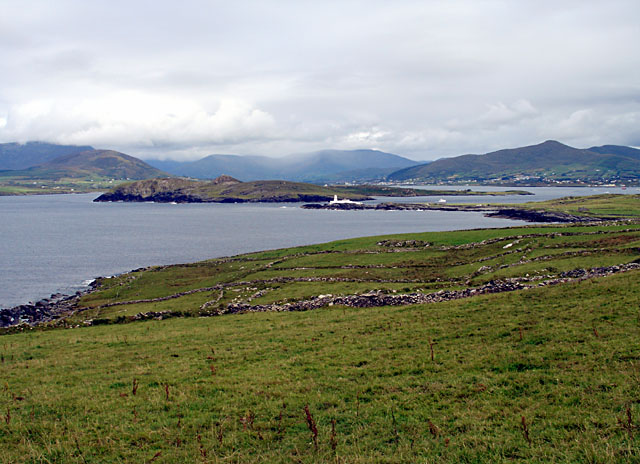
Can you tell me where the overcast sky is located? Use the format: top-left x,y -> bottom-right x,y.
0,0 -> 638,161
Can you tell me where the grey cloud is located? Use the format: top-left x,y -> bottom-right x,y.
0,0 -> 639,160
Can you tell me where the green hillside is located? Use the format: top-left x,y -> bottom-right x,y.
0,150 -> 168,195
388,140 -> 640,185
1,216 -> 639,462
26,149 -> 167,179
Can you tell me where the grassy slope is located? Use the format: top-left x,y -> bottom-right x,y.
1,220 -> 640,462
23,150 -> 166,180
0,150 -> 168,195
388,141 -> 640,183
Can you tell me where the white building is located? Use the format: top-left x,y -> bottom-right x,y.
329,195 -> 363,205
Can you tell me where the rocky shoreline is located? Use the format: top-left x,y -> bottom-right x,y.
301,202 -> 599,223
0,291 -> 87,328
3,262 -> 638,330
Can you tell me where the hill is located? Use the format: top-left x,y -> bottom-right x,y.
93,176 -> 432,203
0,141 -> 94,170
146,149 -> 419,182
388,140 -> 640,184
27,149 -> 167,179
93,176 -> 375,203
96,178 -> 530,203
1,214 -> 639,461
0,150 -> 169,195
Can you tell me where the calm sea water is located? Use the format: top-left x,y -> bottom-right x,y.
0,186 -> 635,308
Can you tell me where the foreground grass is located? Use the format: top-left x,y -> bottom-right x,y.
1,271 -> 639,462
1,218 -> 640,462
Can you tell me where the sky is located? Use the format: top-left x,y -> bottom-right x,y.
0,0 -> 638,161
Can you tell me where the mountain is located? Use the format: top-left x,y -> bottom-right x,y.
33,150 -> 167,179
146,149 -> 419,182
149,154 -> 286,181
387,140 -> 640,184
279,149 -> 420,182
3,149 -> 167,180
0,141 -> 94,170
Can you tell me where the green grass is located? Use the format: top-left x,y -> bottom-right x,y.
1,269 -> 639,462
2,208 -> 640,461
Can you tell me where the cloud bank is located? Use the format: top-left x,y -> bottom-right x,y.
1,0 -> 638,160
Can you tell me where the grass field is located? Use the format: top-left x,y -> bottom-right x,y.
1,202 -> 640,462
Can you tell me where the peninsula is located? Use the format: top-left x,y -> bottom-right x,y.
94,175 -> 531,203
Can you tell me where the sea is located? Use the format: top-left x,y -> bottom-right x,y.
0,186 -> 635,309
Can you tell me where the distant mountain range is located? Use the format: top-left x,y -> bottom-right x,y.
2,140 -> 640,188
147,149 -> 419,182
388,140 -> 640,184
0,143 -> 419,184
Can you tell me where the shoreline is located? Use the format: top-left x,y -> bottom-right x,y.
0,289 -> 89,329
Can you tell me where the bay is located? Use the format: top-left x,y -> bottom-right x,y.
0,186 -> 635,308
